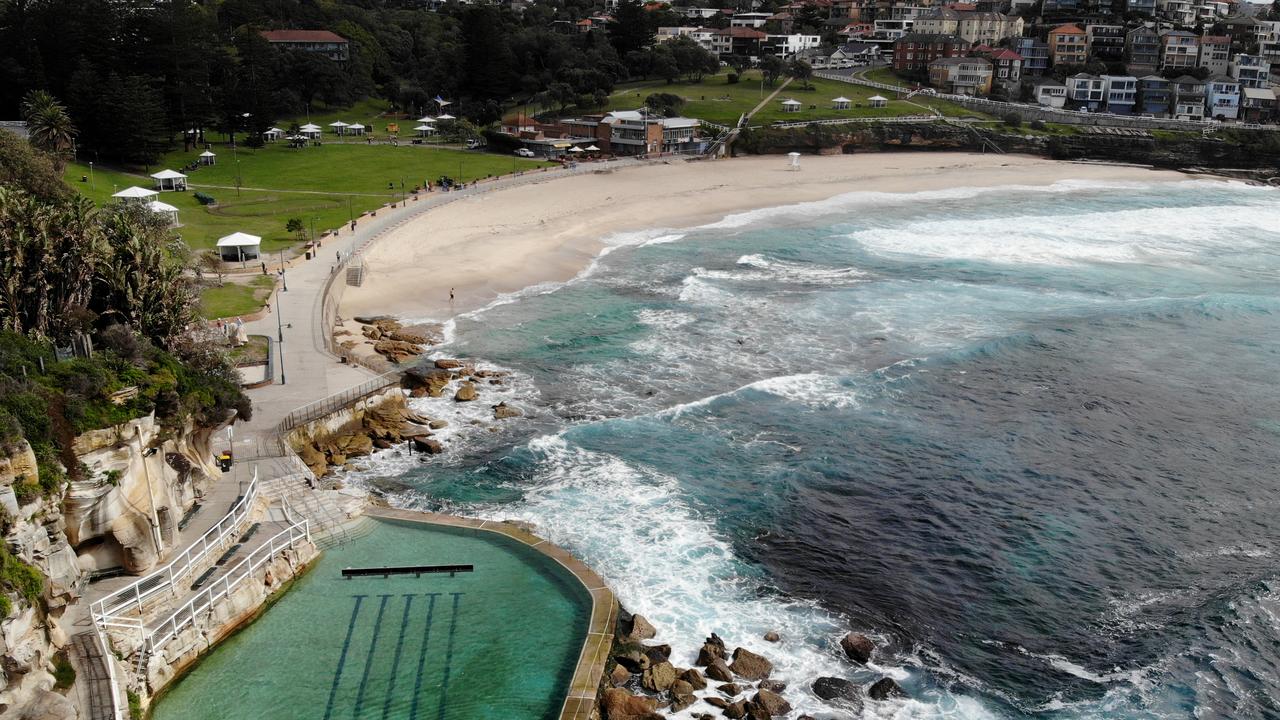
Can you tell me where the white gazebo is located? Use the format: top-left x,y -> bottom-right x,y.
346,123 -> 366,135
568,146 -> 585,154
416,116 -> 436,123
216,232 -> 262,263
413,124 -> 437,137
781,99 -> 802,113
299,123 -> 322,139
585,145 -> 600,152
150,169 -> 188,191
436,113 -> 455,121
199,150 -> 217,165
832,96 -> 852,109
112,186 -> 158,205
328,121 -> 349,135
146,200 -> 180,228
263,128 -> 283,142
868,95 -> 888,108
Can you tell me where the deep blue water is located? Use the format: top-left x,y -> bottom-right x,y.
353,179 -> 1280,718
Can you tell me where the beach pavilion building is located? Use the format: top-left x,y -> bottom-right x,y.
146,200 -> 180,228
781,98 -> 803,112
263,128 -> 283,142
329,121 -> 349,135
216,232 -> 262,262
832,96 -> 852,109
414,124 -> 437,137
346,123 -> 366,136
112,186 -> 158,205
299,123 -> 322,139
868,95 -> 888,107
199,150 -> 216,165
150,169 -> 188,191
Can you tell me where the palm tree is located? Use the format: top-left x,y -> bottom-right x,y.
22,91 -> 77,170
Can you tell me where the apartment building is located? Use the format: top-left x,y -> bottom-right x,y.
1048,24 -> 1088,67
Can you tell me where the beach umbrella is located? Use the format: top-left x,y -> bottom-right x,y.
569,146 -> 585,153
585,145 -> 600,151
416,116 -> 436,123
437,113 -> 455,121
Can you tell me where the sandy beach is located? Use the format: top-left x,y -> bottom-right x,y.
341,152 -> 1191,327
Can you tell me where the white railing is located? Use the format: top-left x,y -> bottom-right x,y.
91,624 -> 127,720
144,519 -> 310,655
90,470 -> 261,626
277,370 -> 402,433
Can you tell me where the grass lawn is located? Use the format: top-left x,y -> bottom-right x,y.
66,144 -> 552,253
199,276 -> 276,320
229,334 -> 270,366
863,66 -> 908,87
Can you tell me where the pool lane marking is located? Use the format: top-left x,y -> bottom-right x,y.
382,594 -> 416,719
323,595 -> 366,720
353,594 -> 393,718
409,593 -> 441,720
436,593 -> 464,720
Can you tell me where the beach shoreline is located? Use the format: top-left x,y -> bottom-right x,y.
338,152 -> 1196,360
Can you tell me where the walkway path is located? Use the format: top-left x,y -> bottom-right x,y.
745,77 -> 793,122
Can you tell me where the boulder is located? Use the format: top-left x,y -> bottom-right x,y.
705,697 -> 729,710
840,632 -> 875,664
493,402 -> 522,419
372,318 -> 403,333
642,661 -> 677,692
454,382 -> 478,402
643,643 -> 672,664
697,642 -> 725,666
717,683 -> 743,697
610,664 -> 632,687
389,329 -> 432,344
353,315 -> 394,325
19,690 -> 77,720
629,614 -> 657,640
750,689 -> 791,717
435,358 -> 464,369
679,667 -> 707,690
763,631 -> 780,643
428,419 -> 449,430
729,647 -> 773,680
373,339 -> 422,364
671,693 -> 696,713
758,679 -> 786,693
361,325 -> 382,340
670,680 -> 694,697
723,700 -> 747,719
411,436 -> 444,455
706,657 -> 733,682
402,367 -> 452,397
868,676 -> 907,701
600,688 -> 661,720
615,651 -> 650,673
811,677 -> 862,709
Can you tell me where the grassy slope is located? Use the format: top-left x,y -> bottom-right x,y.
199,275 -> 277,320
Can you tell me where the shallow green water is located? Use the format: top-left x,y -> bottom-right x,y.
151,518 -> 590,720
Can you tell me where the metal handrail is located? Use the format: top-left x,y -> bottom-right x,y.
145,519 -> 310,655
91,469 -> 260,624
276,370 -> 402,433
91,624 -> 126,720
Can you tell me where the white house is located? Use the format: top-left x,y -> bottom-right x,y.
1034,80 -> 1068,108
765,34 -> 822,58
1101,75 -> 1138,114
1066,73 -> 1105,110
1206,76 -> 1241,119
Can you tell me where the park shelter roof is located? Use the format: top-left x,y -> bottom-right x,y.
869,95 -> 888,102
216,232 -> 262,248
781,99 -> 802,106
833,96 -> 851,103
329,121 -> 349,127
585,145 -> 600,151
260,30 -> 347,43
413,125 -> 433,131
146,200 -> 179,213
113,186 -> 158,199
200,150 -> 216,157
437,114 -> 455,120
150,169 -> 187,180
300,123 -> 321,131
347,123 -> 365,129
417,116 -> 436,123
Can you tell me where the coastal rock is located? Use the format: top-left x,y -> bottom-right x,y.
402,367 -> 451,397
697,642 -> 725,666
642,661 -> 677,692
729,647 -> 773,680
353,315 -> 394,325
812,677 -> 862,709
705,697 -> 729,710
610,664 -> 632,687
840,632 -> 875,664
493,402 -> 521,419
615,651 -> 650,673
671,680 -> 694,697
763,630 -> 780,643
428,419 -> 449,430
643,643 -> 672,664
373,339 -> 422,364
629,614 -> 657,640
758,679 -> 786,693
435,358 -> 464,369
600,688 -> 661,720
299,443 -> 328,476
750,689 -> 791,717
411,436 -> 444,455
454,382 -> 478,402
671,693 -> 696,713
706,657 -> 734,682
868,677 -> 908,701
389,329 -> 432,344
362,325 -> 382,340
679,667 -> 707,690
372,318 -> 403,333
717,683 -> 743,697
723,700 -> 747,719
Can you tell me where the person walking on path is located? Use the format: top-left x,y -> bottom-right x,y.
449,287 -> 455,302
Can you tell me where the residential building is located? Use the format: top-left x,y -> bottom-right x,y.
1240,86 -> 1277,121
1101,74 -> 1139,114
711,27 -> 767,58
872,19 -> 915,43
1048,24 -> 1088,67
1138,74 -> 1172,115
1157,0 -> 1197,25
928,56 -> 993,94
1011,37 -> 1050,76
657,27 -> 716,51
731,12 -> 773,27
1066,73 -> 1106,110
1198,35 -> 1232,76
1034,79 -> 1068,107
677,7 -> 723,19
912,9 -> 1024,45
893,33 -> 972,71
259,30 -> 349,62
1171,75 -> 1207,119
1125,25 -> 1161,75
1127,0 -> 1157,16
1230,54 -> 1272,89
763,33 -> 823,57
987,48 -> 1023,84
1087,24 -> 1126,63
797,42 -> 882,67
1159,30 -> 1199,70
1206,76 -> 1241,119
1258,21 -> 1280,68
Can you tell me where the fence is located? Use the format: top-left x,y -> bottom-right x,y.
276,370 -> 403,434
813,70 -> 1280,133
90,471 -> 260,627
90,624 -> 126,720
144,519 -> 310,655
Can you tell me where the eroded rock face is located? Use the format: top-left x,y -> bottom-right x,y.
600,687 -> 662,720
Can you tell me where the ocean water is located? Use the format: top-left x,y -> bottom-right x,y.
348,178 -> 1280,719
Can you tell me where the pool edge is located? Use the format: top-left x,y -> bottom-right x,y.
363,507 -> 617,720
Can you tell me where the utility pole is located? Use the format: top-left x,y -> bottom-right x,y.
136,426 -> 163,555
278,249 -> 288,292
276,289 -> 286,385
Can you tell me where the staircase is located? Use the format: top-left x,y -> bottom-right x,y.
260,473 -> 361,547
345,258 -> 364,287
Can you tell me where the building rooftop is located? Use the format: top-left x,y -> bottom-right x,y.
260,30 -> 347,43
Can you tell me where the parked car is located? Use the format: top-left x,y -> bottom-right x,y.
514,148 -> 535,157
466,138 -> 484,150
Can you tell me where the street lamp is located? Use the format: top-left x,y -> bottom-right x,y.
278,249 -> 287,292
88,161 -> 95,189
275,288 -> 286,385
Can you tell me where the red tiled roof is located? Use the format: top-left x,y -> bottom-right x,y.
1050,23 -> 1085,34
714,27 -> 767,38
260,30 -> 347,43
990,48 -> 1022,60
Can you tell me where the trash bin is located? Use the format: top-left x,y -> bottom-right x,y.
305,251 -> 312,260
218,453 -> 233,473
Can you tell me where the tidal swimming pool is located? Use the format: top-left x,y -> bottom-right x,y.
151,517 -> 591,720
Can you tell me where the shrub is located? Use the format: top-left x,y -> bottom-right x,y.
52,651 -> 75,689
1003,112 -> 1022,128
728,73 -> 740,84
0,547 -> 44,606
1029,119 -> 1046,131
193,191 -> 216,205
